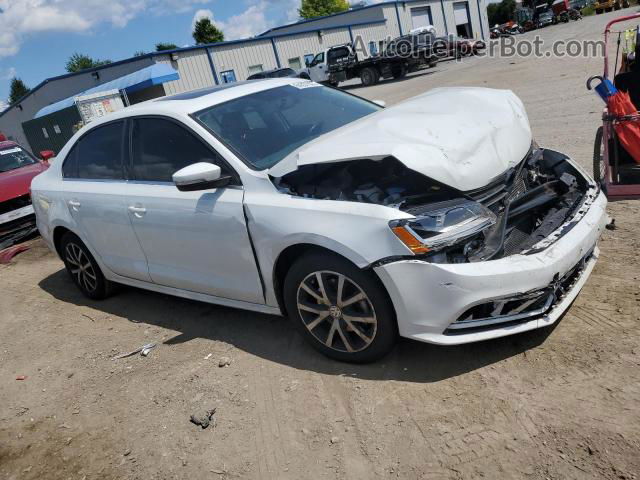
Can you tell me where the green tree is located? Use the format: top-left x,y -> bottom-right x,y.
192,18 -> 224,45
133,50 -> 147,56
298,0 -> 349,19
9,77 -> 30,104
65,53 -> 112,73
155,42 -> 179,51
487,0 -> 516,26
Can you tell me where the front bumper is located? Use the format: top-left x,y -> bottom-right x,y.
0,205 -> 37,249
374,189 -> 608,345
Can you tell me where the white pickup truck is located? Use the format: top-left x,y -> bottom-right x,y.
301,31 -> 438,87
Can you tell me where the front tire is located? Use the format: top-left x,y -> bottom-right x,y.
60,232 -> 113,300
283,252 -> 397,363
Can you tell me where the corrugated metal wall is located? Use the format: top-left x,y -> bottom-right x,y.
316,29 -> 351,49
274,33 -> 324,70
212,40 -> 278,82
351,23 -> 391,58
390,0 -> 487,38
382,4 -> 403,37
154,50 -> 216,94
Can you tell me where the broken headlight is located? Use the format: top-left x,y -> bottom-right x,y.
390,200 -> 496,254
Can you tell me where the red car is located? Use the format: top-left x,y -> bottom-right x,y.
0,139 -> 52,249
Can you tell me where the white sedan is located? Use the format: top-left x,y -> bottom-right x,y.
31,79 -> 607,362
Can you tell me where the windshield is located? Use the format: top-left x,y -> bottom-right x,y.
195,83 -> 381,170
0,147 -> 38,173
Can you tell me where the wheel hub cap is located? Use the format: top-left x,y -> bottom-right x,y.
296,270 -> 377,353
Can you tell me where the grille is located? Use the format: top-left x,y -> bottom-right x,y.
466,175 -> 508,209
0,194 -> 31,216
506,167 -> 529,203
503,224 -> 531,256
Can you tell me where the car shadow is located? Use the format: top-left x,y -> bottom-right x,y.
39,269 -> 561,384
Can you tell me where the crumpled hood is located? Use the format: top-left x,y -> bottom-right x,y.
269,87 -> 533,192
0,162 -> 48,203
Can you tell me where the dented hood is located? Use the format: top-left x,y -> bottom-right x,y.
269,87 -> 533,192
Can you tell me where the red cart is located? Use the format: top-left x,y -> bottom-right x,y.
588,13 -> 640,201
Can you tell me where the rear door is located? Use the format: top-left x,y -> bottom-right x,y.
124,116 -> 264,303
62,120 -> 151,281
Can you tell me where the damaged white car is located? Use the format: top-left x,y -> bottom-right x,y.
31,79 -> 607,362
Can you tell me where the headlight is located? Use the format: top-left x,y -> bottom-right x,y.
390,200 -> 496,254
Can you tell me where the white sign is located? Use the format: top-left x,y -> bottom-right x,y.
75,89 -> 124,124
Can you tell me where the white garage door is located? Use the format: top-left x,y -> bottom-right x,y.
410,7 -> 432,29
454,2 -> 470,26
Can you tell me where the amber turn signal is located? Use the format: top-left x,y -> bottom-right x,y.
391,226 -> 430,254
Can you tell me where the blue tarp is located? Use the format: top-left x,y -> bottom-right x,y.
35,64 -> 179,119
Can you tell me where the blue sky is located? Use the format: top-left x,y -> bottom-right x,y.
0,0 -> 301,106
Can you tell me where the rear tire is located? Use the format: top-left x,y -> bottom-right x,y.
593,126 -> 606,184
283,252 -> 397,363
360,67 -> 379,87
60,232 -> 113,300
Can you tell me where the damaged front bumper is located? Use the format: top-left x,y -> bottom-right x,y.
374,188 -> 607,345
0,199 -> 38,250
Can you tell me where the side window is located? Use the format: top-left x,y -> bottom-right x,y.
62,145 -> 79,178
131,118 -> 226,183
64,122 -> 125,180
311,52 -> 324,66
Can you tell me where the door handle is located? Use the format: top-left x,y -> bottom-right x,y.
128,205 -> 146,217
68,200 -> 81,210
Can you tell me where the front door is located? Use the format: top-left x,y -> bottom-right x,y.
125,116 -> 264,304
308,52 -> 328,82
61,120 -> 151,282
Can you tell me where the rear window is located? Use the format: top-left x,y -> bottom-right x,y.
0,146 -> 38,173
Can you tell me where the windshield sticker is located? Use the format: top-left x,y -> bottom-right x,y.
290,81 -> 322,89
0,147 -> 21,155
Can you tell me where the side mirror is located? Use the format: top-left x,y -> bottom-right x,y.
40,150 -> 55,162
305,59 -> 311,67
172,162 -> 230,191
372,99 -> 386,107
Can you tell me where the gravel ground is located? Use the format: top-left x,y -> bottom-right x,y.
1,10 -> 640,480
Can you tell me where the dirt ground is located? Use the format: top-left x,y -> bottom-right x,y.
2,11 -> 640,480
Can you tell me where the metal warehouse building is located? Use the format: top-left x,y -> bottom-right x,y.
0,0 -> 489,153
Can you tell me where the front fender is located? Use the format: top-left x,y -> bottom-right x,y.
244,192 -> 413,308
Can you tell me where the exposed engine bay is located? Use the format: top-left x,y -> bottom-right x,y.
274,147 -> 593,263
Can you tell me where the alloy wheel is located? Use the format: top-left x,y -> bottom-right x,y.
296,270 -> 377,353
65,242 -> 98,293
